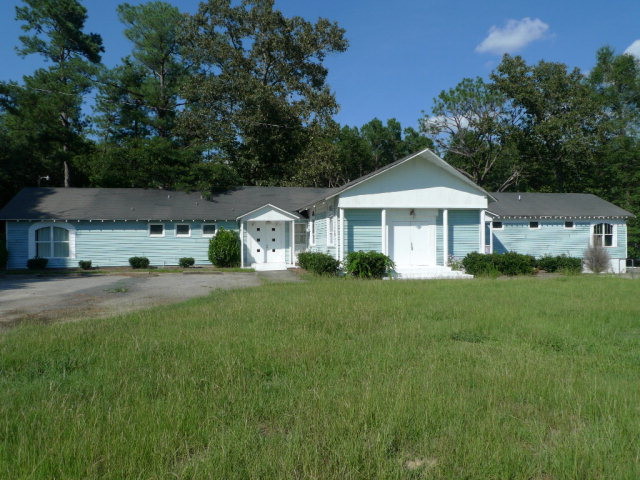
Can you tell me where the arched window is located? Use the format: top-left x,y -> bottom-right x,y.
29,223 -> 76,259
593,223 -> 614,247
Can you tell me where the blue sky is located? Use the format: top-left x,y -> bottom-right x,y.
1,0 -> 639,130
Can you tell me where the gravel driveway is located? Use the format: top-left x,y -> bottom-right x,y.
0,271 -> 298,327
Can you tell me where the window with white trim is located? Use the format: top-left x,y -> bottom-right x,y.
149,224 -> 164,237
176,224 -> 191,237
529,221 -> 540,229
564,221 -> 574,229
202,224 -> 216,237
327,215 -> 335,246
294,223 -> 307,245
34,226 -> 70,258
492,221 -> 503,229
593,223 -> 615,247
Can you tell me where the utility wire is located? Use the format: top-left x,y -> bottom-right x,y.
3,82 -> 302,130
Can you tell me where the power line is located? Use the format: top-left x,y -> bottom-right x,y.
3,82 -> 302,130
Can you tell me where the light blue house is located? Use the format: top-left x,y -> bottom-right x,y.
0,149 -> 633,276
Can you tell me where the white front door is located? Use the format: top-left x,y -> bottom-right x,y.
391,219 -> 436,267
249,222 -> 285,264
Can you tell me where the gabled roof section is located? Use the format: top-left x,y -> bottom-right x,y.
297,148 -> 494,210
488,192 -> 634,219
236,203 -> 300,221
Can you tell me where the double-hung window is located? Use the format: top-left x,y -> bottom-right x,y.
593,223 -> 615,247
35,226 -> 70,258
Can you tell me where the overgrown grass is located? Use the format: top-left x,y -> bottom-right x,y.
1,276 -> 639,479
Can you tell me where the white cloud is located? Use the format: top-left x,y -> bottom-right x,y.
624,39 -> 640,58
476,17 -> 549,55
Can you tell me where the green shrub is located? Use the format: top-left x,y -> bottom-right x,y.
536,255 -> 582,274
462,252 -> 534,276
557,255 -> 582,274
208,228 -> 240,267
179,257 -> 195,268
129,256 -> 150,269
496,252 -> 535,276
344,250 -> 394,279
78,260 -> 92,270
0,239 -> 7,269
297,251 -> 340,276
27,258 -> 48,270
536,255 -> 558,272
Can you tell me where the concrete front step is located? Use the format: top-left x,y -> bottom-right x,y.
251,263 -> 290,271
392,267 -> 473,280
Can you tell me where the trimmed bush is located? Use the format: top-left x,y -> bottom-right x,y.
208,228 -> 240,267
27,258 -> 48,270
584,245 -> 610,274
179,257 -> 195,268
297,251 -> 340,276
462,252 -> 534,276
78,260 -> 92,270
344,251 -> 394,279
129,256 -> 150,269
0,239 -> 7,269
536,255 -> 582,274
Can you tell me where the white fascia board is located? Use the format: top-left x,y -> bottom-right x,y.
323,148 -> 495,203
236,203 -> 300,221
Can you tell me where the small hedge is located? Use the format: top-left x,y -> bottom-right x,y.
0,239 -> 7,269
78,260 -> 92,270
27,258 -> 48,270
536,255 -> 582,274
129,256 -> 150,269
208,228 -> 240,267
345,251 -> 394,279
297,251 -> 340,276
462,252 -> 535,276
179,257 -> 195,268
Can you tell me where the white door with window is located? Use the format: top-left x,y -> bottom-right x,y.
248,222 -> 285,264
390,219 -> 436,267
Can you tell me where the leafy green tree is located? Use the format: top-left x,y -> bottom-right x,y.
7,0 -> 103,187
422,77 -> 524,191
90,1 -> 228,190
490,55 -> 606,193
178,0 -> 348,185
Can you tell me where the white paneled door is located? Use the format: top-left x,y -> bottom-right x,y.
249,221 -> 285,264
391,219 -> 436,267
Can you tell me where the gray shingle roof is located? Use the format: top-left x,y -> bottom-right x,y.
488,192 -> 634,218
0,186 -> 332,221
0,187 -> 633,221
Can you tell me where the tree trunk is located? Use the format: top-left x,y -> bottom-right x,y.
63,159 -> 70,188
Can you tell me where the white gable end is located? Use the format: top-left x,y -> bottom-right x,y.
337,155 -> 488,209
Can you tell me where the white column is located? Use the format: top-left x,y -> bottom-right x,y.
479,210 -> 486,253
443,209 -> 449,265
291,220 -> 295,266
489,220 -> 494,254
240,221 -> 245,268
339,208 -> 345,261
381,209 -> 387,255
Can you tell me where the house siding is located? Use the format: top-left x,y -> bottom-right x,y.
436,210 -> 444,266
344,209 -> 382,253
492,220 -> 627,259
6,220 -> 237,269
448,210 -> 480,259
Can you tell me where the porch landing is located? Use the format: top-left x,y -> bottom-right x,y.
391,266 -> 473,280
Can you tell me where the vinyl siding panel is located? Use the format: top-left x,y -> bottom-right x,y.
449,210 -> 480,259
344,209 -> 382,253
493,220 -> 627,259
6,220 -> 238,269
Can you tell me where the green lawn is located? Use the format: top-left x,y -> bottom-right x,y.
1,276 -> 639,479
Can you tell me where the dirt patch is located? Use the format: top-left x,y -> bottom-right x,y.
0,272 -> 273,328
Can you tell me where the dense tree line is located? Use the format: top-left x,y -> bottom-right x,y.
1,0 -> 639,256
